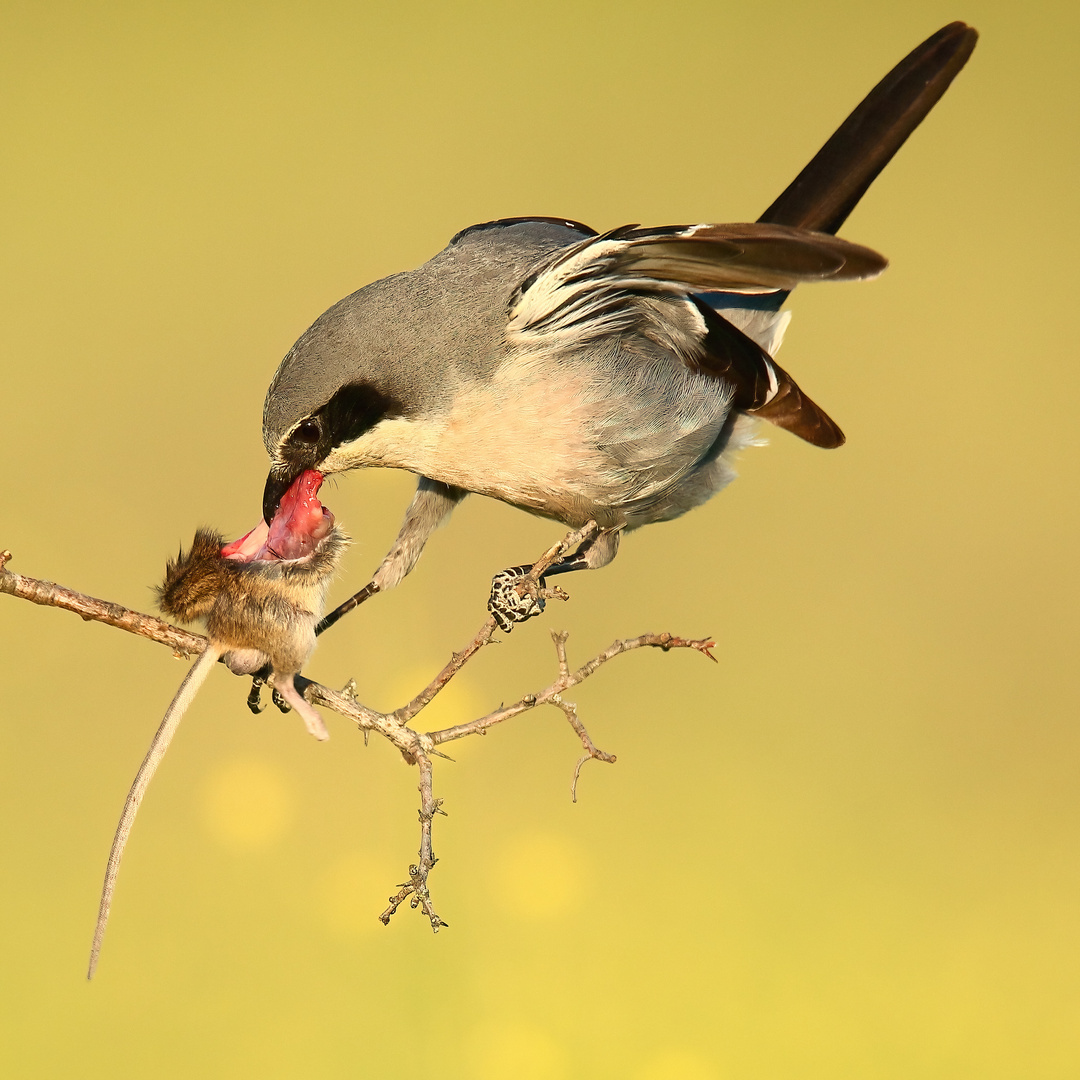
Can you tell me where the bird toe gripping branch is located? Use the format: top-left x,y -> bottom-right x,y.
488,565 -> 550,631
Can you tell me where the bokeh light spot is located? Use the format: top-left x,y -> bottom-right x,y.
200,758 -> 294,851
494,831 -> 585,920
466,1021 -> 566,1080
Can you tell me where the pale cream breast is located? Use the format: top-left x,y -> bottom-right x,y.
323,351 -> 611,521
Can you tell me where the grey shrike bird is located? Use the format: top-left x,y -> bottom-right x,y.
260,22 -> 977,632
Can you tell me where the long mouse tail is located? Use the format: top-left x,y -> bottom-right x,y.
758,21 -> 978,235
87,645 -> 220,980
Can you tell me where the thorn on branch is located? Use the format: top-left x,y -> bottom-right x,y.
339,678 -> 371,745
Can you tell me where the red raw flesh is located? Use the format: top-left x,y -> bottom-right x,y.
221,470 -> 334,563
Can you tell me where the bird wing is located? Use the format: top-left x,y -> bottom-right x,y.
507,222 -> 885,448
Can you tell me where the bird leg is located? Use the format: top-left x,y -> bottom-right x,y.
314,479 -> 467,639
487,527 -> 622,632
315,580 -> 380,636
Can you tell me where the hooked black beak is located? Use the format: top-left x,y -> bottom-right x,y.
263,465 -> 301,524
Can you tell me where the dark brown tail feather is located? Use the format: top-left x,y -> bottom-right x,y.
758,22 -> 978,235
690,297 -> 846,448
751,364 -> 846,448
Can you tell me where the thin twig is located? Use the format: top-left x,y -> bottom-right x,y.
427,631 -> 716,746
392,617 -> 498,726
2,536 -> 716,940
379,755 -> 448,931
549,631 -> 617,801
0,550 -> 206,657
391,520 -> 601,726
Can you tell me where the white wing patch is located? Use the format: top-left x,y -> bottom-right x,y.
506,220 -> 880,355
507,231 -> 783,351
507,238 -> 687,347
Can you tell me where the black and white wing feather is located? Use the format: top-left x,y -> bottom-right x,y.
507,222 -> 886,448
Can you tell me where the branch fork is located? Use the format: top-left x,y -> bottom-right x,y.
1,528 -> 716,944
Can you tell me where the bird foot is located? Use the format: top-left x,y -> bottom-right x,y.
488,565 -> 546,632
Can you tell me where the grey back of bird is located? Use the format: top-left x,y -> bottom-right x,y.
260,23 -> 978,600
264,219 -> 784,529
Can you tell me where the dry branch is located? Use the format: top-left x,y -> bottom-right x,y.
0,549 -> 205,656
1,533 -> 715,941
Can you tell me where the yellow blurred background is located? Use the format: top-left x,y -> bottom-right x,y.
1,1 -> 1076,1076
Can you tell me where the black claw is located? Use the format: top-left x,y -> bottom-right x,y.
272,688 -> 290,713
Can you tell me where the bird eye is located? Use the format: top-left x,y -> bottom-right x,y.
294,419 -> 321,444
